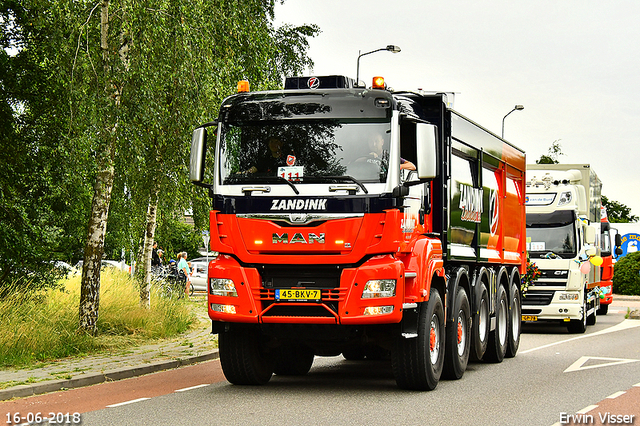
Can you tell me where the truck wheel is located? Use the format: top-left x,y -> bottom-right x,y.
506,282 -> 521,358
443,288 -> 471,379
342,346 -> 366,360
597,304 -> 609,315
274,343 -> 315,376
392,288 -> 445,391
586,305 -> 597,326
567,300 -> 587,334
470,282 -> 489,362
219,327 -> 274,385
484,285 -> 508,363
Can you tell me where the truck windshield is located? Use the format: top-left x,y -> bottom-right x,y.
526,211 -> 577,258
218,120 -> 391,184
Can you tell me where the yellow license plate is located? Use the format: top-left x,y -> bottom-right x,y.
522,315 -> 538,322
275,289 -> 321,302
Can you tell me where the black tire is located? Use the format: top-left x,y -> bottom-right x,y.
342,346 -> 366,361
587,304 -> 597,326
219,327 -> 274,385
392,288 -> 445,391
188,282 -> 195,297
597,304 -> 609,315
567,299 -> 587,334
443,288 -> 471,380
470,282 -> 489,362
484,285 -> 508,363
274,343 -> 315,376
506,281 -> 522,358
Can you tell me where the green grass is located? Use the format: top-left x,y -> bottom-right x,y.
0,269 -> 196,369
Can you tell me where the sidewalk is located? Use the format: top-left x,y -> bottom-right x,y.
0,295 -> 219,401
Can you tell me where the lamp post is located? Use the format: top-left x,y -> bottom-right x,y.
501,105 -> 524,139
356,45 -> 401,87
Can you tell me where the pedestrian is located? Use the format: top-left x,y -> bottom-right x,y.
152,242 -> 161,270
177,252 -> 191,295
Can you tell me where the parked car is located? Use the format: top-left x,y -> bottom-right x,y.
189,256 -> 213,292
74,260 -> 130,272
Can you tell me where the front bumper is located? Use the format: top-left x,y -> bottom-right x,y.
207,254 -> 407,325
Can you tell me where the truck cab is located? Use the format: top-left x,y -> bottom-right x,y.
524,165 -> 602,333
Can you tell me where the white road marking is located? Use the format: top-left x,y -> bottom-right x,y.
577,405 -> 598,414
606,391 -> 626,399
564,356 -> 640,373
521,319 -> 640,354
175,384 -> 209,392
106,397 -> 150,407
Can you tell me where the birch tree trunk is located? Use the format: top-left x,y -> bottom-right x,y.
140,185 -> 160,308
78,0 -> 120,334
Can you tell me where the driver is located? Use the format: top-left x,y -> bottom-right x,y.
244,137 -> 286,174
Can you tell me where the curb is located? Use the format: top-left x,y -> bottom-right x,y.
0,350 -> 219,401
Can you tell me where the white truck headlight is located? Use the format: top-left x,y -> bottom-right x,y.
362,279 -> 396,299
210,278 -> 238,297
558,191 -> 573,206
559,292 -> 580,301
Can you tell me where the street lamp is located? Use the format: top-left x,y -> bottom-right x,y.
502,105 -> 524,139
356,45 -> 401,87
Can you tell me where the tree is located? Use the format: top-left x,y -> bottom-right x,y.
602,195 -> 638,223
0,1 -> 93,295
536,139 -> 564,164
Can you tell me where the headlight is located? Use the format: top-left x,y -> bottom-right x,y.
362,279 -> 396,299
601,285 -> 612,295
364,306 -> 394,315
210,278 -> 237,297
210,303 -> 236,314
558,191 -> 573,206
559,292 -> 580,301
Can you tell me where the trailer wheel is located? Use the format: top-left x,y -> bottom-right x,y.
219,327 -> 274,385
567,299 -> 587,334
586,305 -> 597,326
484,285 -> 508,363
443,288 -> 471,379
470,282 -> 489,362
274,343 -> 315,376
392,288 -> 445,391
506,281 -> 521,358
597,304 -> 609,315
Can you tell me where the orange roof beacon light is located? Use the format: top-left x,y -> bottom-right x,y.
237,80 -> 250,93
372,76 -> 386,90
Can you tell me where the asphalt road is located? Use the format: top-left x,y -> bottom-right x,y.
4,309 -> 640,426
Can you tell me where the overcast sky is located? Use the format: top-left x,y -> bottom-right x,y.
275,0 -> 640,218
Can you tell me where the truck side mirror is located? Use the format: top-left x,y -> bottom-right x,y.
616,247 -> 623,256
190,127 -> 208,183
615,233 -> 622,247
584,226 -> 596,245
416,123 -> 438,180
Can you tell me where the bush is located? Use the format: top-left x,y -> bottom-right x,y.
612,251 -> 640,296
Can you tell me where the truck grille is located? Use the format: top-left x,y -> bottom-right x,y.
259,264 -> 343,289
534,269 -> 569,286
522,290 -> 555,306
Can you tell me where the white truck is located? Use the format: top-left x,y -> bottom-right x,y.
523,164 -> 602,333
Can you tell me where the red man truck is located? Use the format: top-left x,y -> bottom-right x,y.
190,75 -> 526,390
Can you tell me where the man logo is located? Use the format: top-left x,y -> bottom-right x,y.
289,213 -> 308,223
307,77 -> 320,89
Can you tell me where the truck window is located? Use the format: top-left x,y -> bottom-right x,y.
526,210 -> 577,258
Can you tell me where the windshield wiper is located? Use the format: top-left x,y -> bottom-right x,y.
542,251 -> 562,259
301,175 -> 368,194
224,175 -> 299,195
